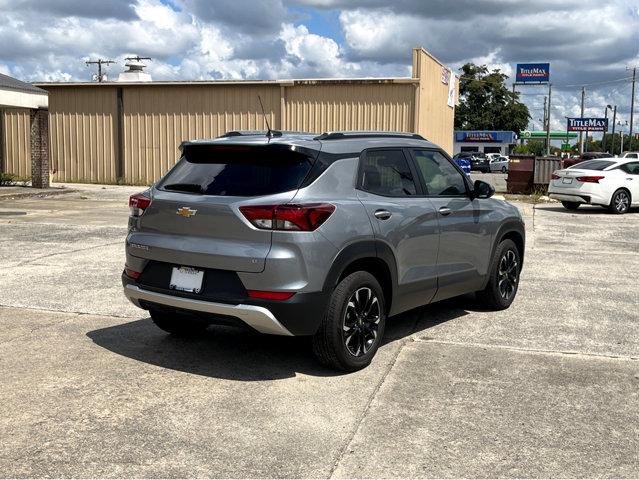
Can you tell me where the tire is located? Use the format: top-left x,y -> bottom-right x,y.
476,239 -> 521,310
312,271 -> 386,372
561,201 -> 580,211
501,166 -> 507,173
609,189 -> 631,214
150,309 -> 209,336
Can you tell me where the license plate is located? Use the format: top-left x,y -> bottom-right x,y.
562,177 -> 573,184
169,266 -> 204,293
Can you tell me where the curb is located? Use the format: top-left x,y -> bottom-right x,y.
0,188 -> 78,200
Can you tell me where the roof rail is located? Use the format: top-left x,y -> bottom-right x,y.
219,130 -> 283,138
314,131 -> 426,141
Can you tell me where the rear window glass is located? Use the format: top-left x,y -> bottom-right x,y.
158,145 -> 314,196
569,160 -> 614,170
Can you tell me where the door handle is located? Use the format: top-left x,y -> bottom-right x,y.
374,209 -> 392,220
438,206 -> 452,216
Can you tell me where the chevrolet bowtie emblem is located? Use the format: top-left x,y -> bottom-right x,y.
176,206 -> 197,217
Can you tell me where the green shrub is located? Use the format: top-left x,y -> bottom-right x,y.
0,172 -> 17,186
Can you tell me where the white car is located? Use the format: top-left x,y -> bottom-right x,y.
621,152 -> 639,159
548,158 -> 639,214
489,155 -> 509,173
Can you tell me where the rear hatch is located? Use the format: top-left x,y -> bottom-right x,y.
551,159 -> 615,189
129,142 -> 318,273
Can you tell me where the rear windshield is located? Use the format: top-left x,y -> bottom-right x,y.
158,144 -> 314,196
569,160 -> 615,171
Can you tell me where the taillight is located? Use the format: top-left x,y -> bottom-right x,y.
124,268 -> 141,279
247,290 -> 295,300
551,173 -> 560,180
576,176 -> 605,183
239,203 -> 335,231
129,193 -> 151,216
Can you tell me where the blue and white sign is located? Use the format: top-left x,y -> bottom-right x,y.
516,63 -> 550,83
567,117 -> 608,132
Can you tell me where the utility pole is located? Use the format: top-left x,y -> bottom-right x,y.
628,66 -> 636,149
579,87 -> 585,155
546,83 -> 552,156
611,106 -> 617,155
86,59 -> 116,82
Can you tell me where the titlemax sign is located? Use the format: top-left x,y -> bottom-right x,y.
516,63 -> 550,83
566,117 -> 608,132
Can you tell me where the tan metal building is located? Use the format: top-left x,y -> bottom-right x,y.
2,48 -> 458,185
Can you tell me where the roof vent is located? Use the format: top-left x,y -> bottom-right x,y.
117,56 -> 152,82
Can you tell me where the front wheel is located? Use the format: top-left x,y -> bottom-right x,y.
150,309 -> 209,336
312,271 -> 386,372
561,201 -> 580,211
477,239 -> 521,310
609,189 -> 631,214
501,166 -> 507,173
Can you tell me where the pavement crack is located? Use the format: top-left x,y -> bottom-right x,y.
0,304 -> 138,320
412,337 -> 639,362
14,241 -> 122,267
328,314 -> 422,479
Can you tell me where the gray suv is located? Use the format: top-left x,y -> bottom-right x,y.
123,131 -> 525,371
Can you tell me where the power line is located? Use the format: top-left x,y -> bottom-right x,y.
85,58 -> 116,82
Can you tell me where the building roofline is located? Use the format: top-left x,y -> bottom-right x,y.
0,73 -> 48,95
33,77 -> 418,88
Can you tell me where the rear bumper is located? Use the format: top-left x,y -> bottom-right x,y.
124,284 -> 294,336
548,193 -> 592,204
548,184 -> 609,206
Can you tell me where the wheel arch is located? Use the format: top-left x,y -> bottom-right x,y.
322,240 -> 398,314
480,220 -> 526,290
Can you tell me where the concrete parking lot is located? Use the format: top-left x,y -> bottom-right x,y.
0,184 -> 638,477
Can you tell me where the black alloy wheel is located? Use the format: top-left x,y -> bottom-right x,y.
497,250 -> 518,301
342,287 -> 381,357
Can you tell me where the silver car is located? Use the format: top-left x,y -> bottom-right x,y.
489,155 -> 509,173
123,131 -> 525,371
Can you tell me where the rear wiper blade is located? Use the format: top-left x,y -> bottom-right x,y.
163,183 -> 204,194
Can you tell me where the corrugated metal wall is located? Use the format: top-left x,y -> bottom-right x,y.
1,108 -> 31,178
48,87 -> 117,183
414,48 -> 458,154
122,85 -> 280,184
283,82 -> 414,133
28,49 -> 455,185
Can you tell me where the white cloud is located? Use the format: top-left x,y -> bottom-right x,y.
0,0 -> 637,125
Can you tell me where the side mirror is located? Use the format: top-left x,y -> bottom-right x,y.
473,180 -> 495,199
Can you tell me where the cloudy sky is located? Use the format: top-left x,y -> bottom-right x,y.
1,0 -> 638,133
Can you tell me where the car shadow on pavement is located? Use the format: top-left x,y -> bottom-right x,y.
86,296 -> 475,381
534,204 -> 638,215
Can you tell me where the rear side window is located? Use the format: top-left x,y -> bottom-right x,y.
158,145 -> 313,196
569,160 -> 614,170
620,162 -> 639,174
412,150 -> 467,196
360,150 -> 417,197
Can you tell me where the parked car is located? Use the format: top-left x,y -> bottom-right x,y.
549,158 -> 639,214
621,152 -> 639,159
489,155 -> 509,173
469,152 -> 491,173
123,131 -> 525,371
563,151 -> 610,168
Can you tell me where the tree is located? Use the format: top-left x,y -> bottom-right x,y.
513,140 -> 545,156
455,63 -> 530,133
